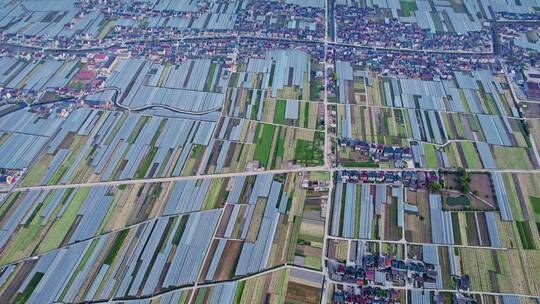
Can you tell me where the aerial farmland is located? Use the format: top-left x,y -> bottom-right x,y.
1,0 -> 540,303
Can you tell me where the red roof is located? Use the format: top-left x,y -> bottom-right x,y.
93,53 -> 108,61
76,69 -> 94,81
366,271 -> 375,280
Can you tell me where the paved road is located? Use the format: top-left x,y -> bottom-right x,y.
13,167 -> 329,192
222,115 -> 323,132
2,30 -> 494,56
329,278 -> 540,300
320,5 -> 333,301
14,166 -> 540,192
326,235 -> 507,251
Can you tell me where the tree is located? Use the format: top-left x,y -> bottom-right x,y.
428,181 -> 442,192
460,183 -> 470,194
456,167 -> 471,194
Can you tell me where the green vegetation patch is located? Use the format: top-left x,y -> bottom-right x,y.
304,255 -> 322,269
451,213 -> 462,245
15,272 -> 44,304
274,100 -> 287,124
400,1 -> 417,16
232,281 -> 246,304
460,142 -> 480,169
531,196 -> 540,223
194,288 -> 208,304
423,144 -> 438,168
253,124 -> 276,168
294,137 -> 324,166
295,139 -> 314,162
104,229 -> 129,265
204,63 -> 216,91
136,146 -> 158,178
516,221 -> 536,249
446,194 -> 471,207
38,187 -> 89,252
172,215 -> 190,245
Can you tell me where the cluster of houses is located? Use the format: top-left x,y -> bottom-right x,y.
0,168 -> 22,192
81,38 -> 237,66
0,54 -> 103,104
29,101 -> 76,118
2,0 -> 327,50
332,285 -> 401,304
498,24 -> 539,63
330,255 -> 474,304
332,277 -> 475,304
302,179 -> 330,191
334,6 -> 490,52
497,23 -> 540,101
330,255 -> 438,289
122,38 -> 238,67
1,36 -> 238,106
339,170 -> 439,190
0,174 -> 15,186
0,88 -> 38,104
95,0 -> 326,45
498,23 -> 540,78
338,138 -> 413,166
331,46 -> 500,80
333,289 -> 480,304
496,11 -> 540,20
235,1 -> 324,41
1,1 -> 231,49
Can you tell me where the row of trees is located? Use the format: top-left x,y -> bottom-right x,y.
456,167 -> 471,193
